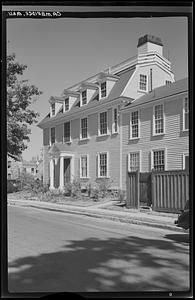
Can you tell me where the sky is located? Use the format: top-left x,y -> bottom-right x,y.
6,11 -> 188,161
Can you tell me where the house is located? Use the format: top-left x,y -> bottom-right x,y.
7,153 -> 22,180
38,34 -> 175,191
121,78 -> 189,192
22,157 -> 43,180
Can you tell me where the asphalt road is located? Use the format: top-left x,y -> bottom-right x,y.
8,205 -> 190,293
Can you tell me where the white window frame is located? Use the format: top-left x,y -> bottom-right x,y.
51,103 -> 55,117
64,97 -> 69,112
139,74 -> 147,92
80,117 -> 88,140
100,81 -> 107,99
98,111 -> 108,136
112,106 -> 119,134
153,103 -> 165,136
97,152 -> 109,178
151,148 -> 167,171
63,121 -> 71,143
50,127 -> 56,145
128,151 -> 141,172
129,110 -> 140,140
165,80 -> 172,85
182,153 -> 189,170
80,155 -> 89,179
182,96 -> 189,131
81,90 -> 87,106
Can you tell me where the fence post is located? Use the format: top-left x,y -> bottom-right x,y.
136,170 -> 140,210
126,172 -> 130,208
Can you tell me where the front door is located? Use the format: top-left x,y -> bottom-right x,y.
64,158 -> 71,183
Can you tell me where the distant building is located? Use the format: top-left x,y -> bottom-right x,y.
22,157 -> 43,180
7,153 -> 22,180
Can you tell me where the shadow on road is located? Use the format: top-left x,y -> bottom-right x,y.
164,233 -> 189,245
8,235 -> 190,293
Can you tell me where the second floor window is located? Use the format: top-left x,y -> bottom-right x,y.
51,127 -> 55,144
82,90 -> 87,106
81,117 -> 88,139
152,149 -> 165,171
112,108 -> 118,133
139,74 -> 147,91
101,82 -> 107,98
64,122 -> 71,143
153,104 -> 164,135
51,103 -> 55,116
130,110 -> 139,139
183,97 -> 189,131
65,98 -> 69,111
99,111 -> 107,135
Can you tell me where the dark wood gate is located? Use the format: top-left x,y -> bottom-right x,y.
139,172 -> 152,207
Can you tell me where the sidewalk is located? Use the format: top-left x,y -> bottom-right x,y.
7,197 -> 185,232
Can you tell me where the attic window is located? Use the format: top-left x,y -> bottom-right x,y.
82,90 -> 87,106
65,98 -> 69,111
51,103 -> 55,116
139,74 -> 147,91
101,82 -> 106,98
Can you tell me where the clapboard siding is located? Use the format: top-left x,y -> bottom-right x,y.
122,91 -> 189,190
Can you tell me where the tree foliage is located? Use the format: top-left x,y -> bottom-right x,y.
7,53 -> 42,156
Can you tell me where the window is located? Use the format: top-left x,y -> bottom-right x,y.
112,107 -> 119,134
8,161 -> 11,168
81,90 -> 87,106
31,168 -> 34,173
139,74 -> 147,91
51,127 -> 55,144
128,152 -> 140,172
166,80 -> 172,85
36,169 -> 39,174
80,155 -> 88,178
130,110 -> 139,139
64,98 -> 69,112
64,122 -> 71,143
183,154 -> 189,171
101,82 -> 106,98
8,174 -> 11,179
51,103 -> 55,116
153,104 -> 164,135
99,111 -> 107,135
98,152 -> 108,178
81,117 -> 88,139
183,97 -> 189,131
152,149 -> 165,171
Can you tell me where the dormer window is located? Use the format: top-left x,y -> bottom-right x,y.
139,74 -> 147,91
51,103 -> 55,116
82,90 -> 87,106
64,97 -> 69,112
101,82 -> 107,98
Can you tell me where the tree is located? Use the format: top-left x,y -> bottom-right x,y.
7,53 -> 42,156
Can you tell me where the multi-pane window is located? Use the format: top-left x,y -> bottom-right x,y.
166,80 -> 172,85
81,117 -> 88,139
128,152 -> 140,172
64,98 -> 69,112
139,74 -> 147,91
113,108 -> 118,133
153,150 -> 165,171
154,104 -> 164,135
80,155 -> 88,178
183,97 -> 189,131
51,103 -> 55,116
82,90 -> 87,106
99,152 -> 108,177
64,122 -> 71,143
51,127 -> 55,144
101,82 -> 107,98
130,110 -> 139,139
99,112 -> 107,135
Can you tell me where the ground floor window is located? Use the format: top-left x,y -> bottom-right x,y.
98,152 -> 108,178
128,152 -> 140,172
183,154 -> 189,171
152,149 -> 165,171
80,155 -> 88,178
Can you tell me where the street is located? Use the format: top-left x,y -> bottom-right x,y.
8,205 -> 190,293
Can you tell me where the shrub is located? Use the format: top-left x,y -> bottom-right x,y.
96,178 -> 113,198
71,178 -> 81,197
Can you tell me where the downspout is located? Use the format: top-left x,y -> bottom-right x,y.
119,106 -> 123,191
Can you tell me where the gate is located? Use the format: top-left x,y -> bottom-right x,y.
139,173 -> 152,207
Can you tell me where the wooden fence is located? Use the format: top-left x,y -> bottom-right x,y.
126,170 -> 189,213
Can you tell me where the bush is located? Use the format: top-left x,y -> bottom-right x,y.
96,178 -> 113,198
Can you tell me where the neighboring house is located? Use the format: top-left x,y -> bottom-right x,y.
38,34 -> 175,190
7,153 -> 22,180
121,78 -> 189,191
22,158 -> 43,180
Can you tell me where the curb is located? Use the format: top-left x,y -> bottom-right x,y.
8,200 -> 184,233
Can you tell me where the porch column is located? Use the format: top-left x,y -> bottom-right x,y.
49,159 -> 55,189
59,156 -> 64,190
